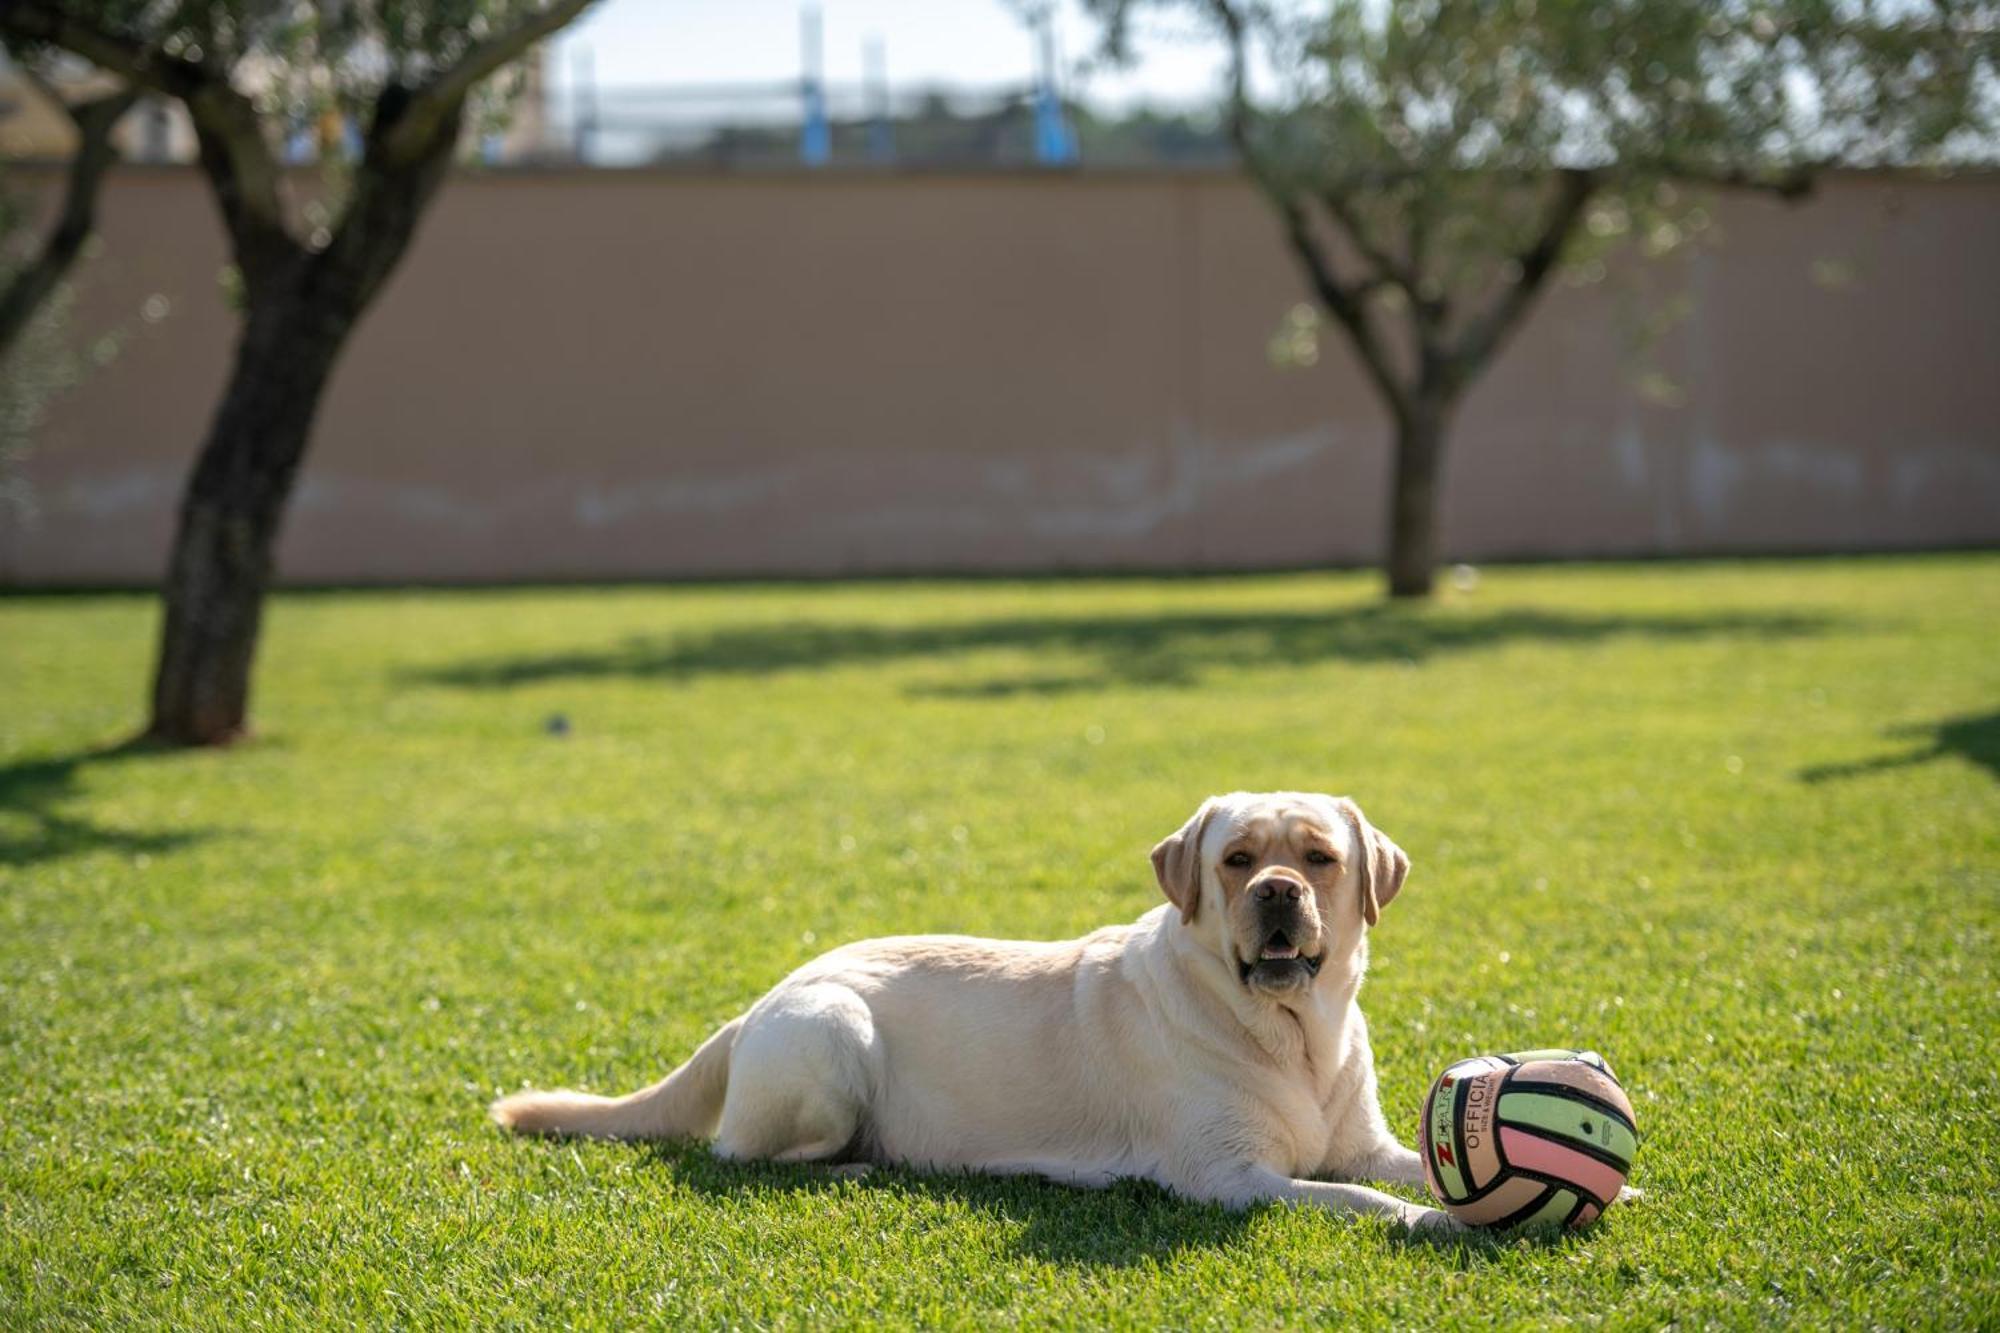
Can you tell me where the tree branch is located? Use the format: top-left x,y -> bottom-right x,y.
1316,189 -> 1420,295
0,4 -> 206,100
318,103 -> 466,315
1401,187 -> 1449,335
0,83 -> 138,361
1204,0 -> 1408,412
1274,194 -> 1406,411
1315,187 -> 1449,373
0,5 -> 297,277
378,0 -> 599,164
187,87 -> 300,287
1445,167 -> 1597,392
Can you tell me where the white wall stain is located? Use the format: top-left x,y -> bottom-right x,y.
1608,401 -> 1681,550
1687,436 -> 1879,528
1613,423 -> 1650,490
293,475 -> 495,530
1028,426 -> 1335,539
571,470 -> 803,527
1758,440 -> 1865,493
22,424 -> 1997,582
1889,447 -> 2000,510
283,466 -> 810,533
39,429 -> 1352,554
981,458 -> 1034,499
1687,437 -> 1747,526
794,428 -> 1341,541
54,469 -> 179,519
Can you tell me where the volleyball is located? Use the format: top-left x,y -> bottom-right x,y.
1419,1048 -> 1637,1231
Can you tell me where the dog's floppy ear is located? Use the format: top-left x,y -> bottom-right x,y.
1335,797 -> 1410,927
1151,798 -> 1219,925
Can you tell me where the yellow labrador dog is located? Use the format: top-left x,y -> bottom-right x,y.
494,791 -> 1453,1229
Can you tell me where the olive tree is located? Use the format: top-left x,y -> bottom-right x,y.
1,1 -> 595,744
1094,0 -> 1998,595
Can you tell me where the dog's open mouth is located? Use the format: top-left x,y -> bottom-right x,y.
1238,930 -> 1322,984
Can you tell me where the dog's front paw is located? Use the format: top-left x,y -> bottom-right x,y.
1617,1184 -> 1643,1203
1403,1204 -> 1468,1235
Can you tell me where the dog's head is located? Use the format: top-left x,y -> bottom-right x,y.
1150,792 -> 1409,999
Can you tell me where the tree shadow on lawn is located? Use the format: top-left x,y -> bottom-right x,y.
0,740 -> 216,870
635,1141 -> 1516,1269
1797,708 -> 2000,784
410,603 -> 1837,698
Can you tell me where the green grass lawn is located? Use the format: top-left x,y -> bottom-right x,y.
3,555 -> 1997,1328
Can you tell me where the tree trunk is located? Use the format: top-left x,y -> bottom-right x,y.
145,293 -> 354,745
144,111 -> 458,747
1385,395 -> 1454,599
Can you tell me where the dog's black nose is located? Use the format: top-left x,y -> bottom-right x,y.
1252,877 -> 1306,903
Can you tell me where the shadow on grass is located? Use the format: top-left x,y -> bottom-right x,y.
0,740 -> 214,870
634,1140 -> 1511,1268
410,603 -> 1837,697
1797,709 -> 2000,784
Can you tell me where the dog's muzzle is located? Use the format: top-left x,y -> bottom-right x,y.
1238,919 -> 1322,988
1237,873 -> 1322,987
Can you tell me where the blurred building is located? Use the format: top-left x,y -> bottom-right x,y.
0,41 -> 1206,172
0,57 -> 192,163
0,48 -> 547,168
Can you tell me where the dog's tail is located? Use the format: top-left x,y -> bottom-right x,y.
490,1016 -> 742,1141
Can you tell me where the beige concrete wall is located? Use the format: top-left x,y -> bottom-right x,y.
2,167 -> 1995,584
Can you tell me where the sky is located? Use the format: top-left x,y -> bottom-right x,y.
547,0 -> 1235,111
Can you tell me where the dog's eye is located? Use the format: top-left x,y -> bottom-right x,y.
1224,851 -> 1253,867
1306,850 -> 1335,865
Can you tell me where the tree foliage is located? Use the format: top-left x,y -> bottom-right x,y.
2,0 -> 586,301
